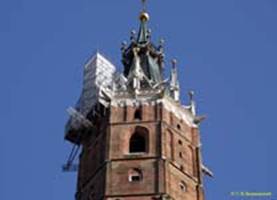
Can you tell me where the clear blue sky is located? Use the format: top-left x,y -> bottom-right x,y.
0,0 -> 276,199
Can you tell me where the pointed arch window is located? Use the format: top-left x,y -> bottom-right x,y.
129,126 -> 149,153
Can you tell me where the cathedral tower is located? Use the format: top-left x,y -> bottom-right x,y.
64,3 -> 212,200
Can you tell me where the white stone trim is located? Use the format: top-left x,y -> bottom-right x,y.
110,97 -> 197,128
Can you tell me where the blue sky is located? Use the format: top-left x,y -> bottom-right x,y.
0,0 -> 276,199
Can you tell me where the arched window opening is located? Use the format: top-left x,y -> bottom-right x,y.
128,168 -> 143,182
129,133 -> 146,153
134,108 -> 142,120
129,127 -> 149,153
180,181 -> 187,192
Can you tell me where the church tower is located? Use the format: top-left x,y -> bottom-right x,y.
64,2 -> 212,200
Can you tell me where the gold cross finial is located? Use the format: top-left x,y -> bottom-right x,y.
141,0 -> 147,11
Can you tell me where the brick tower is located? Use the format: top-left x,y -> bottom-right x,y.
64,3 -> 212,200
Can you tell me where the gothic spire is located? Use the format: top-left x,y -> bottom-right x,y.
121,2 -> 164,90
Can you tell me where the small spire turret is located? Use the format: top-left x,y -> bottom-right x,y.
188,90 -> 196,115
169,59 -> 180,101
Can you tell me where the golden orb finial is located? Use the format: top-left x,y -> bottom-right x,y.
139,11 -> 150,22
139,0 -> 149,21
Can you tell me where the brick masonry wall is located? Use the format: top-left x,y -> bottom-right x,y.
75,101 -> 204,200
